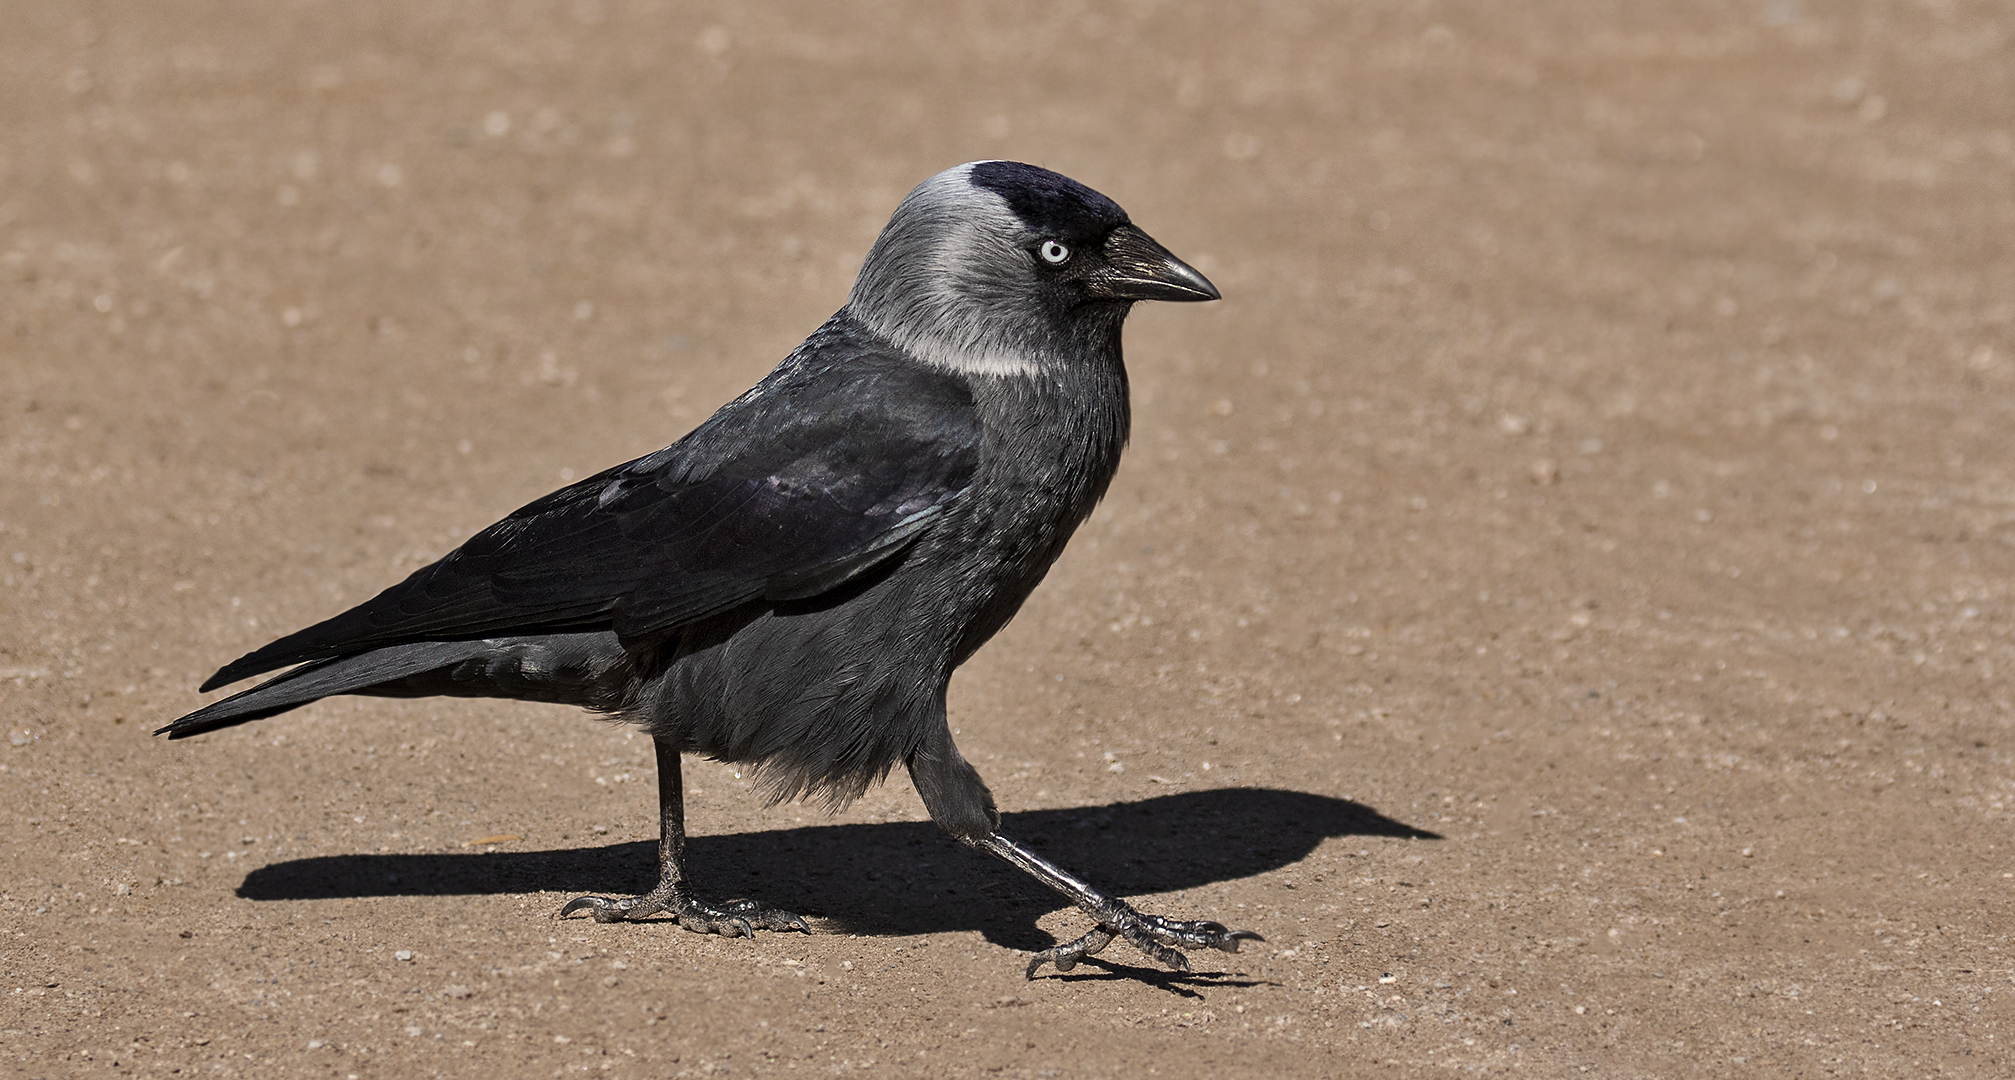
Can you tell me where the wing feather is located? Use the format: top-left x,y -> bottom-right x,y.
202,323 -> 978,690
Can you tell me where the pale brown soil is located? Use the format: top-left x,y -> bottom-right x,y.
5,2 -> 2014,1077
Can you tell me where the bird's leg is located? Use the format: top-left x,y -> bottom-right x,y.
907,723 -> 1256,976
968,832 -> 1263,978
559,738 -> 808,936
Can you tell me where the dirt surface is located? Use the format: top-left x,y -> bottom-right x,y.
4,2 -> 2014,1076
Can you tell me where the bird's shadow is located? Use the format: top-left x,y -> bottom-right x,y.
237,787 -> 1436,953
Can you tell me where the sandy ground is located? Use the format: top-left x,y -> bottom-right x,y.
4,1 -> 2014,1076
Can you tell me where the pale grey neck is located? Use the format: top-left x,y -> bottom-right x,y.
845,165 -> 1047,379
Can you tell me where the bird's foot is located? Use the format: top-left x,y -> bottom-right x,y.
1027,903 -> 1262,979
558,888 -> 809,937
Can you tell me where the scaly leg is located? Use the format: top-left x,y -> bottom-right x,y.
559,739 -> 808,936
967,832 -> 1262,978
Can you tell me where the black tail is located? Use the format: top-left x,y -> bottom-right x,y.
157,641 -> 497,739
159,632 -> 630,739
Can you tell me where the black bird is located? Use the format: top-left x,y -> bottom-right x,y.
161,161 -> 1257,976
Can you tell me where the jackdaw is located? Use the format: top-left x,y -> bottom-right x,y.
162,161 -> 1257,976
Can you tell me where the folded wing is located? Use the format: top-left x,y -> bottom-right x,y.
202,333 -> 980,691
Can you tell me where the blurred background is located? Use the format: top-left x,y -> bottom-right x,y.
3,2 -> 2012,1076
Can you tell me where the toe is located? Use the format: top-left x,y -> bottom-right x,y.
755,910 -> 812,933
1025,927 -> 1116,979
558,891 -> 809,937
1027,946 -> 1083,978
1127,934 -> 1191,972
720,898 -> 811,933
678,909 -> 753,937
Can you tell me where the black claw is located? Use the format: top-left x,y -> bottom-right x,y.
1025,926 -> 1117,979
558,895 -> 629,921
558,890 -> 804,938
1026,904 -> 1260,977
1132,936 -> 1188,971
722,899 -> 813,934
1219,930 -> 1264,953
1025,948 -> 1081,979
558,894 -> 662,923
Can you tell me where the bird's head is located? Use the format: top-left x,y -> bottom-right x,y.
845,161 -> 1219,378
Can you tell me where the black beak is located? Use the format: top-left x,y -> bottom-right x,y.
1088,224 -> 1221,303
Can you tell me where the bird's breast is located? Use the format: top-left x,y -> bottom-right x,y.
927,365 -> 1130,661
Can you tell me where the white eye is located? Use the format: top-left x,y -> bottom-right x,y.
1038,239 -> 1070,265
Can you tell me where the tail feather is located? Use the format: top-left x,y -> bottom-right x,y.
159,632 -> 631,739
158,641 -> 496,739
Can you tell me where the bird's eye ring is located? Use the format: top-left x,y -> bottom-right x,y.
1037,240 -> 1070,265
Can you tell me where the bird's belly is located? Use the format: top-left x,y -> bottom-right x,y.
632,584 -> 948,804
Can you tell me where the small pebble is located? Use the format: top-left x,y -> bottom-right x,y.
394,950 -> 414,962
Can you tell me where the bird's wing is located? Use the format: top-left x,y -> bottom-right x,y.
202,342 -> 979,690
